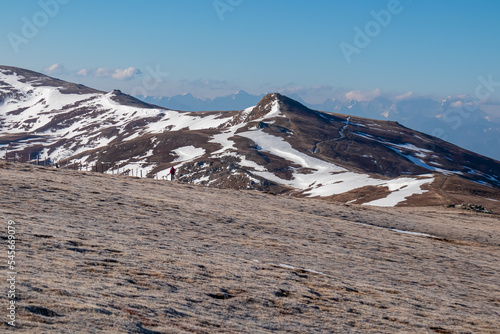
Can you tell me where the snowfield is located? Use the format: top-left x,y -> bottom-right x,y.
172,146 -> 206,166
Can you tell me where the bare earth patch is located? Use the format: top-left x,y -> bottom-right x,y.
0,161 -> 499,333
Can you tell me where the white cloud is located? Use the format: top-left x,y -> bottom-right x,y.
112,67 -> 141,80
395,91 -> 413,101
43,63 -> 65,75
92,67 -> 141,80
345,89 -> 381,102
76,68 -> 88,77
95,67 -> 113,78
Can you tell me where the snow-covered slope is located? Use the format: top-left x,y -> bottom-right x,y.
1,66 -> 499,209
0,66 -> 231,162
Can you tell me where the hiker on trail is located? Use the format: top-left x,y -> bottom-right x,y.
168,166 -> 176,181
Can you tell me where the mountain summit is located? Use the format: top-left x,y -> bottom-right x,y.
1,66 -> 499,209
138,91 -> 500,161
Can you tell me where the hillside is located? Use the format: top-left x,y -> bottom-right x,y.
1,66 -> 500,211
1,161 -> 499,333
137,90 -> 500,162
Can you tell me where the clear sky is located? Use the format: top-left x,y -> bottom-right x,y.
1,0 -> 500,104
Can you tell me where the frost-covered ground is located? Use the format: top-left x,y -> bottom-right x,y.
1,161 -> 499,333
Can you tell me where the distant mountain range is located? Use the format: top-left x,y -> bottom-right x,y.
138,91 -> 500,161
138,90 -> 266,113
1,66 -> 499,210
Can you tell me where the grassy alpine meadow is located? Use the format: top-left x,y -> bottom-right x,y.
0,160 -> 499,333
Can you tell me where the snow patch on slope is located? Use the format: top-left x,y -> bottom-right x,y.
264,98 -> 282,119
171,146 -> 206,166
354,132 -> 464,176
362,176 -> 434,207
209,106 -> 256,155
238,129 -> 434,206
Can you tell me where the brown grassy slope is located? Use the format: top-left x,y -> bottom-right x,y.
0,161 -> 499,333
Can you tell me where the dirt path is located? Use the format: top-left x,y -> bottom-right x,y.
313,117 -> 350,154
0,161 -> 499,333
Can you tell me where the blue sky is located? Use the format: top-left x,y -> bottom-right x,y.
1,0 -> 500,105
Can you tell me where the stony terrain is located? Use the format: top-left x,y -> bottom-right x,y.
0,161 -> 499,333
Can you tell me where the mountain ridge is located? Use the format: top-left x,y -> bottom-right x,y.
1,66 -> 499,210
138,90 -> 500,161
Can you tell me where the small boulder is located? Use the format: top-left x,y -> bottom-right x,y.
455,203 -> 493,214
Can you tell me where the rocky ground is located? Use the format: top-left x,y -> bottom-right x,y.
0,161 -> 499,333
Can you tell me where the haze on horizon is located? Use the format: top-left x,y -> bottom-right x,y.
0,0 -> 499,108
